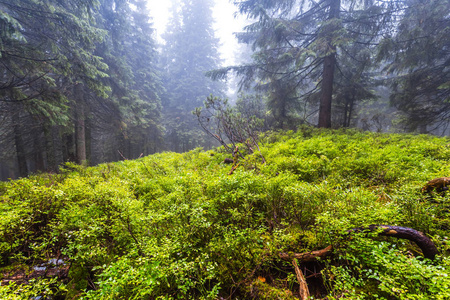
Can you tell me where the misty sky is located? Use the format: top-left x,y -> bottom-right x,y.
147,0 -> 246,66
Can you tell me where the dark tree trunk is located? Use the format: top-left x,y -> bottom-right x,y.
418,123 -> 427,134
318,0 -> 341,128
280,98 -> 286,129
343,101 -> 349,127
85,113 -> 91,163
347,95 -> 355,127
343,95 -> 355,127
1,163 -> 10,181
44,125 -> 64,172
52,126 -> 64,167
44,125 -> 56,172
319,55 -> 336,128
33,125 -> 45,172
75,83 -> 86,164
280,225 -> 439,262
31,119 -> 48,172
63,132 -> 76,163
12,109 -> 28,178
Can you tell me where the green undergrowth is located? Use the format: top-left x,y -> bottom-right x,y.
0,128 -> 449,299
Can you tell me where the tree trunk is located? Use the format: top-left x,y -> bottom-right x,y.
347,94 -> 355,127
343,101 -> 349,127
319,55 -> 336,128
33,125 -> 45,172
343,94 -> 355,127
32,119 -> 48,172
318,0 -> 341,128
85,113 -> 91,164
44,125 -> 56,172
418,123 -> 427,134
75,83 -> 87,164
53,126 -> 64,167
0,164 -> 7,181
12,108 -> 28,178
44,125 -> 64,172
63,132 -> 76,163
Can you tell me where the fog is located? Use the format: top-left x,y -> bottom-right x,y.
149,0 -> 246,66
0,0 -> 448,180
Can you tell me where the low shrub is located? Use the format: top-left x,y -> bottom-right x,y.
0,128 -> 449,299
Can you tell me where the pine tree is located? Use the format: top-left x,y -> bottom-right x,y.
127,0 -> 164,156
212,0 -> 400,128
0,0 -> 164,178
90,0 -> 164,162
378,0 -> 450,133
0,0 -> 108,177
160,0 -> 225,152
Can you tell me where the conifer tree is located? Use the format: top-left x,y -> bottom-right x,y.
378,0 -> 450,133
212,0 -> 400,128
0,0 -> 108,176
160,0 -> 224,152
90,0 -> 163,162
0,0 -> 164,178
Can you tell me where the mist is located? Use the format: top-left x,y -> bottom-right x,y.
0,0 -> 449,180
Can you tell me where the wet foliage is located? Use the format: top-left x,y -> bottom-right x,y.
0,127 -> 449,299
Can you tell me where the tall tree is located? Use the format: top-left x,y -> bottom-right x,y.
212,0 -> 399,128
128,0 -> 164,155
318,0 -> 341,128
378,0 -> 450,133
90,0 -> 163,161
0,0 -> 108,176
0,0 -> 164,179
160,0 -> 224,152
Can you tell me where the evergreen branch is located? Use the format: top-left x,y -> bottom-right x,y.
0,91 -> 46,102
1,51 -> 59,62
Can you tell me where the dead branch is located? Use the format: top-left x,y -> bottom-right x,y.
277,225 -> 438,300
422,177 -> 450,194
292,259 -> 310,300
279,245 -> 333,262
349,225 -> 439,260
280,225 -> 438,264
229,163 -> 240,175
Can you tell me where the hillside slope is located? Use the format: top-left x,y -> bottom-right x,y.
0,128 -> 449,299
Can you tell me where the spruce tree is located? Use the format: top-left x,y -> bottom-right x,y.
378,0 -> 450,133
0,0 -> 164,178
160,0 -> 224,152
0,0 -> 108,176
212,0 -> 400,128
91,0 -> 163,162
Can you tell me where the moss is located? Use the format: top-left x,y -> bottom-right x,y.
246,279 -> 297,300
65,263 -> 89,300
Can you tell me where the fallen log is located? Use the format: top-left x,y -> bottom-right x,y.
279,245 -> 333,262
422,177 -> 450,194
279,225 -> 439,262
278,225 -> 439,299
350,225 -> 439,260
292,259 -> 310,300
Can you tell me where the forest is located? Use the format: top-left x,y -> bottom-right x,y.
0,0 -> 449,180
0,0 -> 449,299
